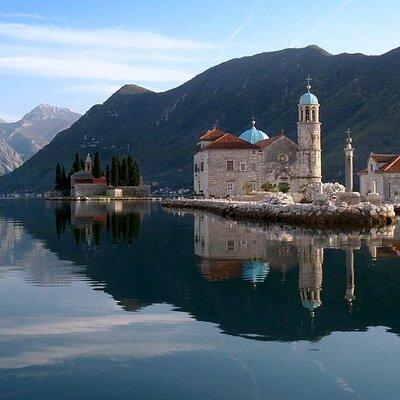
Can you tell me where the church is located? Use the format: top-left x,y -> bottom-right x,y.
194,79 -> 322,197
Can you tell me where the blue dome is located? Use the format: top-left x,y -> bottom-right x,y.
299,92 -> 319,105
302,299 -> 322,310
239,121 -> 269,144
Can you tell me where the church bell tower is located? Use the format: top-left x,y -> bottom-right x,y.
293,77 -> 322,190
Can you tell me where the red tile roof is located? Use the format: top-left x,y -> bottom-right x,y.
379,155 -> 400,173
198,128 -> 226,142
371,153 -> 399,163
205,133 -> 260,150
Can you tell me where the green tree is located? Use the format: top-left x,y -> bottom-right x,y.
111,157 -> 119,186
121,158 -> 129,186
117,156 -> 122,185
55,163 -> 62,190
72,153 -> 81,173
127,155 -> 134,185
80,159 -> 85,171
132,161 -> 140,186
106,165 -> 110,186
93,151 -> 102,178
278,182 -> 290,193
61,166 -> 67,190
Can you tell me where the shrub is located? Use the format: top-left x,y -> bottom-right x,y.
278,182 -> 290,193
261,182 -> 277,192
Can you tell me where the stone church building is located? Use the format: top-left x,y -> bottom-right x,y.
194,80 -> 322,197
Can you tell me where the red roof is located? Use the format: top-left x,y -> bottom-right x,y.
257,134 -> 291,149
359,153 -> 400,175
205,133 -> 260,150
379,155 -> 400,173
198,128 -> 226,142
371,153 -> 399,163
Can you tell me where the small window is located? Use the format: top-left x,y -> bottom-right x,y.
305,107 -> 310,122
227,240 -> 235,251
194,163 -> 197,173
301,109 -> 304,121
200,161 -> 204,171
226,160 -> 234,171
250,181 -> 257,191
312,108 -> 316,121
251,163 -> 257,172
227,181 -> 235,193
240,162 -> 246,171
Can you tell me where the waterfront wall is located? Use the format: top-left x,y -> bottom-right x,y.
163,198 -> 397,228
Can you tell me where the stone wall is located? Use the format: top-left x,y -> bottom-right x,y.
117,185 -> 151,198
72,183 -> 106,197
203,148 -> 264,198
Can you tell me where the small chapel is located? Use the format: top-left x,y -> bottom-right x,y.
194,78 -> 322,198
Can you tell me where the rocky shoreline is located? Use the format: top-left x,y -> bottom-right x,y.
162,198 -> 397,228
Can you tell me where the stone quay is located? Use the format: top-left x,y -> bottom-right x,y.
162,198 -> 397,229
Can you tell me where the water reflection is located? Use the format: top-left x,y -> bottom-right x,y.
1,201 -> 400,342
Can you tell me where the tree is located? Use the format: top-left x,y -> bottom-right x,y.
111,157 -> 119,186
127,155 -> 134,185
106,165 -> 110,186
116,156 -> 122,185
55,163 -> 62,190
80,159 -> 85,171
61,166 -> 67,190
121,158 -> 129,186
72,153 -> 81,173
93,151 -> 102,178
132,161 -> 140,186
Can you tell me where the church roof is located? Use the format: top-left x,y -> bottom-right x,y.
239,121 -> 269,144
85,153 -> 92,163
71,170 -> 92,179
257,133 -> 296,149
359,153 -> 400,174
198,128 -> 226,142
205,133 -> 260,150
299,92 -> 319,105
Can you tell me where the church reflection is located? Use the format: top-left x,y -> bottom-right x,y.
192,211 -> 400,319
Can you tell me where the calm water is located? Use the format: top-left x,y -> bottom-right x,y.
1,200 -> 400,400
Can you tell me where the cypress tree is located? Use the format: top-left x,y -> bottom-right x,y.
80,159 -> 85,171
121,158 -> 129,186
116,156 -> 121,186
106,165 -> 110,186
133,161 -> 140,186
55,163 -> 62,190
73,153 -> 81,172
127,155 -> 134,186
111,157 -> 116,186
93,151 -> 102,178
61,166 -> 67,190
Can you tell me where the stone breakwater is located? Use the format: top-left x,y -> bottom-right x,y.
162,199 -> 397,228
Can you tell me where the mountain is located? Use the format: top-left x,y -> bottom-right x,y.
1,45 -> 400,193
0,104 -> 81,161
0,138 -> 23,175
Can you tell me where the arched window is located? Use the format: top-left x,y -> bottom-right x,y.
312,108 -> 316,121
305,107 -> 310,122
300,109 -> 304,121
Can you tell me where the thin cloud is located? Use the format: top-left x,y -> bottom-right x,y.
0,12 -> 43,19
289,0 -> 353,47
0,23 -> 214,50
0,56 -> 195,82
229,2 -> 257,40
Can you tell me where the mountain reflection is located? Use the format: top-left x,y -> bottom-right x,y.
1,200 -> 400,341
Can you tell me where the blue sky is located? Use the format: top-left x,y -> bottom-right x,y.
0,0 -> 400,121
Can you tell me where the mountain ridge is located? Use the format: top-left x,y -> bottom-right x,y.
1,45 -> 400,193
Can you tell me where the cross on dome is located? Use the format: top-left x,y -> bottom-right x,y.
306,76 -> 312,93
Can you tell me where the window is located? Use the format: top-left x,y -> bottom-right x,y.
240,162 -> 246,171
370,164 -> 373,172
194,163 -> 197,173
227,240 -> 235,251
300,109 -> 304,121
305,107 -> 310,122
227,181 -> 235,193
251,163 -> 257,172
312,108 -> 316,121
226,160 -> 234,171
250,181 -> 257,191
200,161 -> 204,171
278,154 -> 288,163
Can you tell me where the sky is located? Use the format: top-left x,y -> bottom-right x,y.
0,0 -> 400,122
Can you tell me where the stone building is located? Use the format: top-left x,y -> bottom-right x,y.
70,153 -> 106,197
193,79 -> 322,197
358,153 -> 400,201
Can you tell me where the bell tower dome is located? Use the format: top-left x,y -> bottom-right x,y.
293,76 -> 322,190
